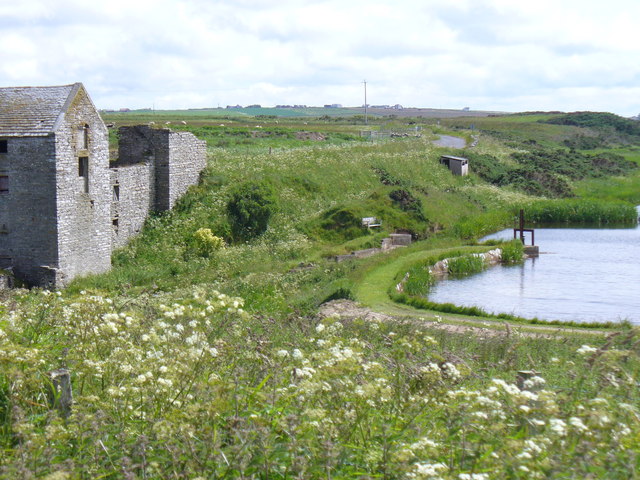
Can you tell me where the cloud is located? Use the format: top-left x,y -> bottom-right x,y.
0,0 -> 639,115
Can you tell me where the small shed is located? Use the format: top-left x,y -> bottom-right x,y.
440,155 -> 469,176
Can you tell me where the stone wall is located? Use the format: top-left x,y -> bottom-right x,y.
117,126 -> 206,210
110,162 -> 155,249
0,135 -> 59,286
54,87 -> 112,285
164,131 -> 207,210
112,126 -> 207,248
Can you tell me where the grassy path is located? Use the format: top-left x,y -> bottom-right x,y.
352,239 -> 611,336
353,239 -> 487,315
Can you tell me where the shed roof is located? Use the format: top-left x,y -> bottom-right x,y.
0,83 -> 82,137
440,155 -> 468,162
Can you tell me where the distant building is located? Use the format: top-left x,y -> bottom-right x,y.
440,155 -> 469,176
324,104 -> 342,108
226,105 -> 243,109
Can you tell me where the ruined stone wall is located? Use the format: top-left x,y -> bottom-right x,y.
110,162 -> 155,249
54,88 -> 111,285
0,136 -> 59,286
118,126 -> 206,211
116,125 -> 159,165
165,131 -> 207,210
113,126 -> 206,245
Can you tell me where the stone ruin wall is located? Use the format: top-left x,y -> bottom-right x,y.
110,126 -> 207,249
164,131 -> 207,210
110,162 -> 155,249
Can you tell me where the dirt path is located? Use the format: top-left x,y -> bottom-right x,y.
318,299 -> 609,338
432,135 -> 466,149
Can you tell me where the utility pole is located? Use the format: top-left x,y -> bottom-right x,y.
363,80 -> 368,125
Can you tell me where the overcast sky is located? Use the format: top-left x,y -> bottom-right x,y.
1,0 -> 639,115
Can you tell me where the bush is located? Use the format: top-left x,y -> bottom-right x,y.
191,228 -> 225,257
305,207 -> 368,242
389,189 -> 426,221
226,181 -> 277,241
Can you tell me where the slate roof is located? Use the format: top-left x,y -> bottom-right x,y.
0,83 -> 81,137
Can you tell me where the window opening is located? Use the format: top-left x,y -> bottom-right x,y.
78,157 -> 89,193
0,140 -> 7,154
77,124 -> 89,150
113,184 -> 120,201
83,124 -> 89,149
0,175 -> 8,193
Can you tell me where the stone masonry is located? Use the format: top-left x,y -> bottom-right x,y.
111,126 -> 206,248
0,83 -> 207,287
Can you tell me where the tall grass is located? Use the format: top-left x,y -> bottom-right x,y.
518,198 -> 638,225
403,264 -> 434,296
447,254 -> 486,276
500,239 -> 525,263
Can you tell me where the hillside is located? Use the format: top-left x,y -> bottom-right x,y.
1,112 -> 639,478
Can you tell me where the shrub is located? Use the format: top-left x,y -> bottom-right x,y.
389,189 -> 426,221
226,181 -> 277,241
192,228 -> 225,257
305,206 -> 368,242
544,111 -> 640,137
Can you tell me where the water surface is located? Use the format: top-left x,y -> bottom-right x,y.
428,221 -> 640,324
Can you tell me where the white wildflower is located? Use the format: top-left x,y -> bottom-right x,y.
569,417 -> 588,433
408,462 -> 447,479
576,345 -> 597,355
441,362 -> 461,380
459,474 -> 489,480
549,418 -> 567,436
523,376 -> 546,389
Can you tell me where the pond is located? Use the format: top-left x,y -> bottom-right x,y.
427,213 -> 640,325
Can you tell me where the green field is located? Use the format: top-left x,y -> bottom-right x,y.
2,110 -> 640,478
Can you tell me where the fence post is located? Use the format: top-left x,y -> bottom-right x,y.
48,368 -> 73,418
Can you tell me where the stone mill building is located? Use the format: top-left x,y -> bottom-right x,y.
0,83 -> 206,287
